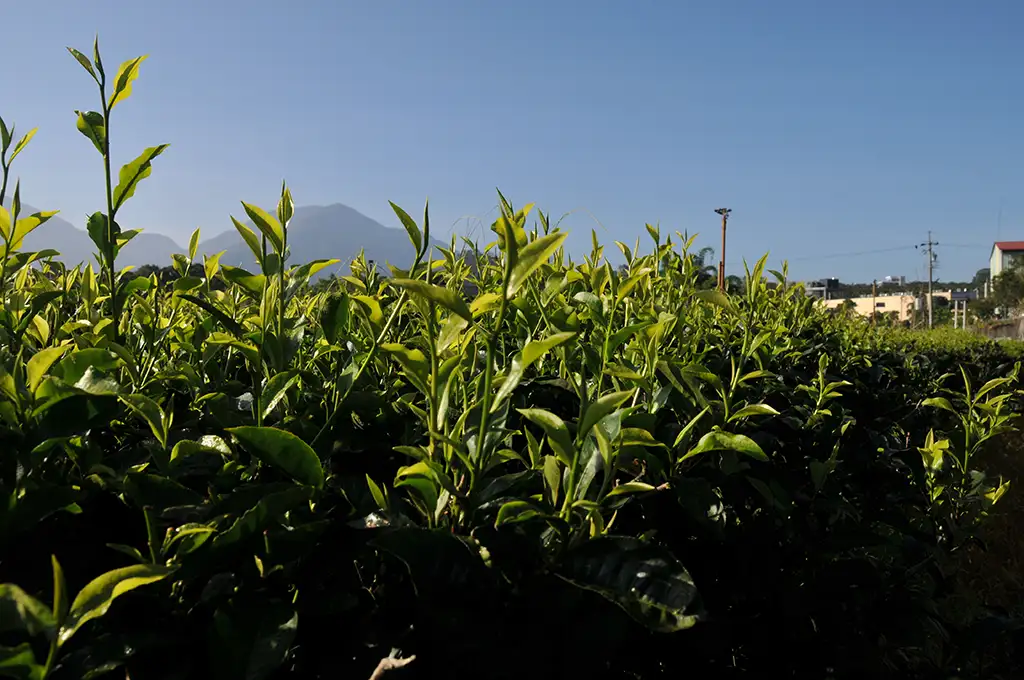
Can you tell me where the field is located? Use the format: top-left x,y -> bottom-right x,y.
2,42 -> 1024,680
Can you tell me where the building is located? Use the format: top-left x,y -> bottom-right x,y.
822,294 -> 921,323
989,241 -> 1024,278
804,278 -> 839,299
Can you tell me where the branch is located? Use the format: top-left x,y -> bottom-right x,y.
368,654 -> 416,680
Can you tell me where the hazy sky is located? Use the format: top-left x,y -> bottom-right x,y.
3,0 -> 1021,282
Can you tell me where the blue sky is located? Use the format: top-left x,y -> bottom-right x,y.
3,0 -> 1021,283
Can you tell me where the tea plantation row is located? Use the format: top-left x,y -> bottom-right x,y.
1,40 -> 1022,679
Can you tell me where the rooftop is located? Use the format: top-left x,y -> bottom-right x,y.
993,241 -> 1024,252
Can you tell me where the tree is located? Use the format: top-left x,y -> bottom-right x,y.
972,268 -> 991,288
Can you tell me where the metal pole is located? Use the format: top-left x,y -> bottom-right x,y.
872,279 -> 877,326
715,208 -> 731,291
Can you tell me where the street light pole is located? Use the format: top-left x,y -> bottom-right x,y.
715,208 -> 731,291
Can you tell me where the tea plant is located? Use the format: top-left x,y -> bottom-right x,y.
0,39 -> 1021,680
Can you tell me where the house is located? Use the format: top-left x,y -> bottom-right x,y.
989,241 -> 1024,278
822,294 -> 921,323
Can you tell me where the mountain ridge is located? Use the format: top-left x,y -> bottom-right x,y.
6,202 -> 441,276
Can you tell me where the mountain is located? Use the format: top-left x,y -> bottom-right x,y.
5,202 -> 443,277
7,203 -> 184,269
199,203 -> 444,277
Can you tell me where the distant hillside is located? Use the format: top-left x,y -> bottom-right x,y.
5,202 -> 444,277
199,203 -> 445,277
5,203 -> 185,269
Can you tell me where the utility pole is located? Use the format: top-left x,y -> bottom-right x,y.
715,208 -> 731,291
872,279 -> 877,326
916,232 -> 938,329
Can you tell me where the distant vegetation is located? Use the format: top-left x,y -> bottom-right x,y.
1,39 -> 1023,680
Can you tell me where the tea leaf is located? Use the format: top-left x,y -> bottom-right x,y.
51,556 -> 69,626
0,642 -> 43,678
604,482 -> 657,498
8,211 -> 58,252
26,345 -> 70,394
180,294 -> 246,339
683,430 -> 768,462
231,217 -> 265,266
507,232 -> 568,298
695,289 -> 732,309
389,201 -> 423,254
113,144 -> 169,213
557,535 -> 701,632
495,500 -> 546,526
492,332 -> 576,410
727,403 -> 781,423
67,46 -> 98,81
389,278 -> 472,322
119,393 -> 169,448
108,55 -> 148,110
8,128 -> 38,165
381,343 -> 431,396
59,563 -> 174,646
242,202 -> 284,255
227,426 -> 324,488
518,408 -> 574,467
579,390 -> 634,441
261,370 -> 300,420
75,110 -> 106,155
0,584 -> 56,640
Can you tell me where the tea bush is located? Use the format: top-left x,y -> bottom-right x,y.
1,40 -> 1022,680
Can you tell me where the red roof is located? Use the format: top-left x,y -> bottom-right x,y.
994,241 -> 1024,251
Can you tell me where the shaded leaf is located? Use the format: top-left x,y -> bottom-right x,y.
227,427 -> 324,488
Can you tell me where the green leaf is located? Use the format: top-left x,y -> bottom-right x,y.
180,294 -> 246,338
507,232 -> 569,298
231,217 -> 265,266
26,346 -> 70,394
694,288 -> 733,309
683,430 -> 768,462
389,201 -> 423,254
492,332 -> 576,411
922,397 -> 957,414
58,348 -> 120,386
75,110 -> 106,155
208,599 -> 299,680
0,116 -> 9,152
107,55 -> 148,110
227,426 -> 324,488
543,455 -> 561,507
112,144 -> 169,213
319,293 -> 349,345
67,46 -> 98,81
123,473 -> 202,511
389,278 -> 472,322
558,536 -> 701,632
495,500 -> 546,527
366,474 -> 389,511
9,211 -> 58,252
8,129 -> 38,165
51,556 -> 69,626
671,406 -> 710,449
261,370 -> 300,420
0,584 -> 56,640
241,202 -> 284,256
59,563 -> 174,646
518,408 -> 574,467
604,482 -> 657,498
119,393 -> 169,448
380,343 -> 431,396
727,403 -> 780,423
0,642 -> 44,680
579,390 -> 634,441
